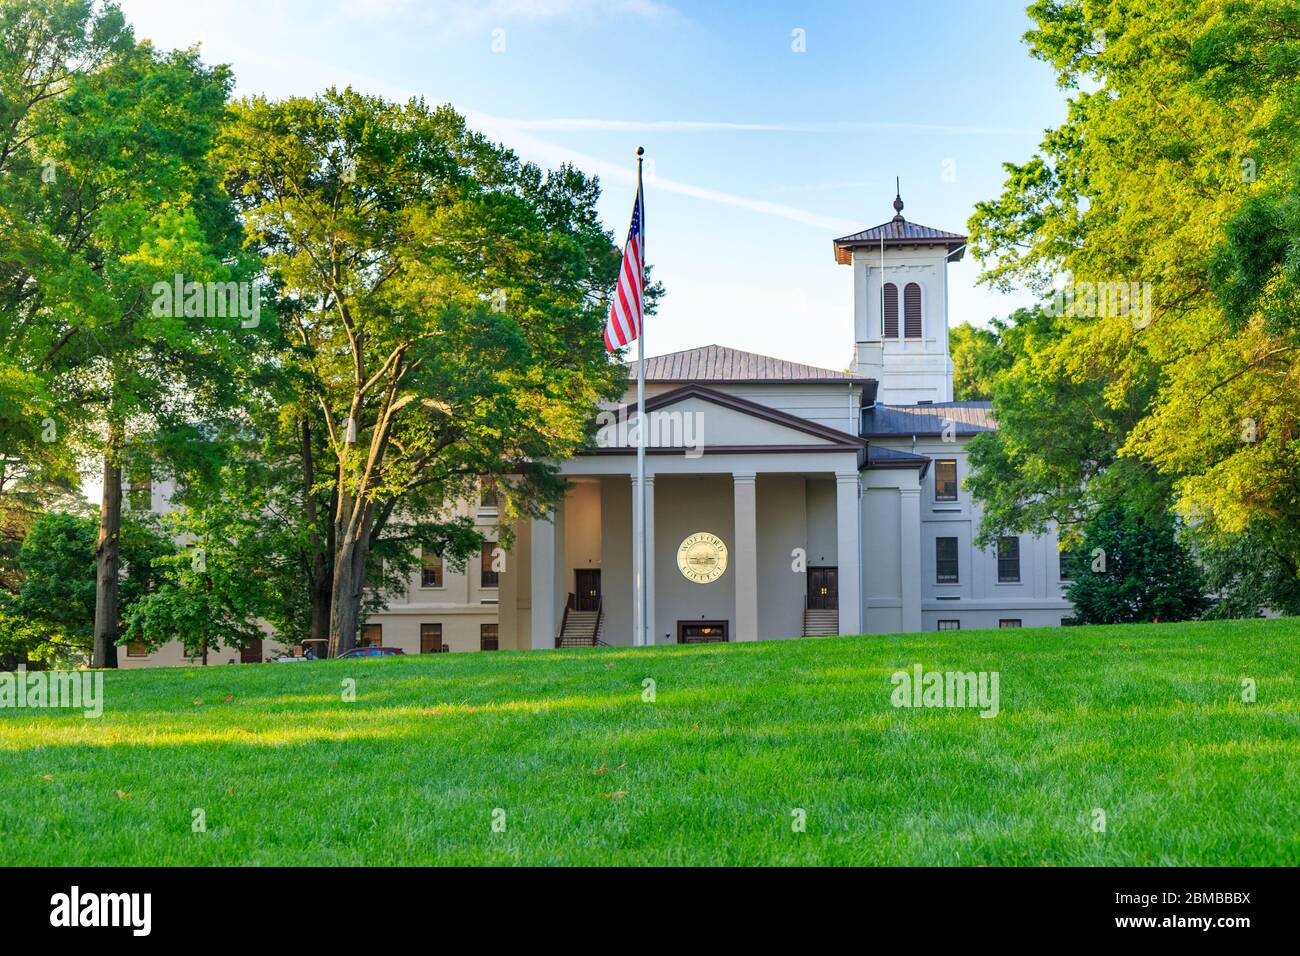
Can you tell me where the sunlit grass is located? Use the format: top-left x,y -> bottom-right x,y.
2,617 -> 1298,865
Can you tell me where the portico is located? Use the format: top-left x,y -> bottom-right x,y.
515,380 -> 867,648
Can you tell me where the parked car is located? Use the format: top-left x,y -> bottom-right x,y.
338,646 -> 405,659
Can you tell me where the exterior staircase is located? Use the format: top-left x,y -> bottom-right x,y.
556,595 -> 608,647
802,608 -> 839,637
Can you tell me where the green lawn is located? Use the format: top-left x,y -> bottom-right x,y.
3,617 -> 1298,865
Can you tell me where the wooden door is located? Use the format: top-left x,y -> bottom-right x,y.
574,569 -> 601,611
240,636 -> 263,664
807,567 -> 838,610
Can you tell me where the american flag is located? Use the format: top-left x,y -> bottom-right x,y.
604,183 -> 644,352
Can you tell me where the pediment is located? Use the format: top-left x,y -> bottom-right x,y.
591,384 -> 864,454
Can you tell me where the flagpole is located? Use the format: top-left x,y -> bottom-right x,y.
634,146 -> 647,648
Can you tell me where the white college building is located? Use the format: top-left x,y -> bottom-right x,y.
122,197 -> 1072,666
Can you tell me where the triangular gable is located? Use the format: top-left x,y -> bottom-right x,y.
590,384 -> 865,454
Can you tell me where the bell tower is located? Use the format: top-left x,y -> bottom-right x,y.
833,185 -> 966,405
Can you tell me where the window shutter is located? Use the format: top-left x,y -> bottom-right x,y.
903,283 -> 922,338
882,283 -> 899,338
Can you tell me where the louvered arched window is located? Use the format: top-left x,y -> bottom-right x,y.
882,282 -> 899,338
903,282 -> 922,338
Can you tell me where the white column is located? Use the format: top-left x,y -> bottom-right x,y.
733,473 -> 758,642
530,506 -> 564,650
836,474 -> 862,636
899,486 -> 922,633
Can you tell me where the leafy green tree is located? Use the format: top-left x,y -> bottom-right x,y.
959,306 -> 1168,547
1194,528 -> 1300,620
220,89 -> 654,655
33,36 -> 254,668
948,322 -> 1000,401
965,0 -> 1300,588
1065,506 -> 1206,624
0,1 -> 133,527
0,508 -> 171,664
121,499 -> 271,664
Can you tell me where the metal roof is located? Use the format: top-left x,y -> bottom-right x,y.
627,344 -> 869,385
866,445 -> 931,467
833,218 -> 967,264
862,402 -> 996,437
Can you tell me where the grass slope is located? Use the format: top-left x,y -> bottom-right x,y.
2,618 -> 1298,866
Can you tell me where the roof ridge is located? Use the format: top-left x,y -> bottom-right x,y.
626,343 -> 858,380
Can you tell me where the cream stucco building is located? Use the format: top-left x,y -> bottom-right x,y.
122,198 -> 1072,666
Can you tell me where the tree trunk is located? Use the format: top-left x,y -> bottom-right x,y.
92,438 -> 122,669
327,500 -> 375,657
302,417 -> 334,644
310,567 -> 333,643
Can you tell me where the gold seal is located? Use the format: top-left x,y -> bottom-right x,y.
677,532 -> 728,584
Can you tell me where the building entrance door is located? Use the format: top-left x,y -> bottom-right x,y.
574,569 -> 601,611
807,567 -> 838,610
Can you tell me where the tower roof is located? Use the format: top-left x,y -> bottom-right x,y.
833,187 -> 966,264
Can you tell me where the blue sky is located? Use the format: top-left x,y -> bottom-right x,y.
118,0 -> 1066,370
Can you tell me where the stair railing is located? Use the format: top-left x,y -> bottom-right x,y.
555,592 -> 576,648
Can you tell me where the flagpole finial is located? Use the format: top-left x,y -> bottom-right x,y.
636,146 -> 644,157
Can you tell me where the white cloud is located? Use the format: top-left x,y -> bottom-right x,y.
335,0 -> 675,36
466,109 -> 862,233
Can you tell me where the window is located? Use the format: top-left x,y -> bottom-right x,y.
361,623 -> 382,647
997,536 -> 1021,583
882,282 -> 899,338
937,620 -> 960,631
420,623 -> 443,654
934,459 -> 958,501
126,641 -> 148,658
999,619 -> 1022,628
421,549 -> 443,588
903,282 -> 922,338
936,537 -> 959,584
479,482 -> 500,511
480,624 -> 499,651
1058,549 -> 1073,582
480,542 -> 499,588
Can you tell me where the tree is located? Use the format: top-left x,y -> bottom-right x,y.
948,322 -> 1000,401
0,508 -> 171,664
959,306 -> 1169,547
1065,506 -> 1207,625
220,89 -> 652,655
121,497 -> 271,664
32,37 -> 253,668
965,0 -> 1300,583
1194,528 -> 1300,620
0,0 -> 133,530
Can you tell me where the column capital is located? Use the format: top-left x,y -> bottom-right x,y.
835,472 -> 860,484
732,472 -> 757,484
